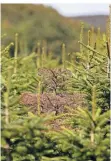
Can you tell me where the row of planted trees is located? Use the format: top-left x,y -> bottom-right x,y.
1,22 -> 110,161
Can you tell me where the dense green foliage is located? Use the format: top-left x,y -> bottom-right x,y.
1,5 -> 110,161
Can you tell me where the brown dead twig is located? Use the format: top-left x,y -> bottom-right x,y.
38,68 -> 73,93
20,92 -> 85,115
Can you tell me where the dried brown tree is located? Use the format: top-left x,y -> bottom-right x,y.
20,92 -> 85,115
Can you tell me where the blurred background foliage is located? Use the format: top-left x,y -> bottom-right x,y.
2,4 -> 94,56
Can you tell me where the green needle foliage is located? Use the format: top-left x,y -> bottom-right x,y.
68,26 -> 110,112
48,86 -> 110,161
50,108 -> 110,161
1,21 -> 110,161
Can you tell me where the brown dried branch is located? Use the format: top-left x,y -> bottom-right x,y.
20,92 -> 85,115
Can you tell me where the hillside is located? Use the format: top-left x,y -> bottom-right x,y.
71,15 -> 109,32
1,4 -> 90,55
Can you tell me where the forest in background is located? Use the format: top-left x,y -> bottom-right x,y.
2,4 -> 108,56
71,15 -> 108,32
